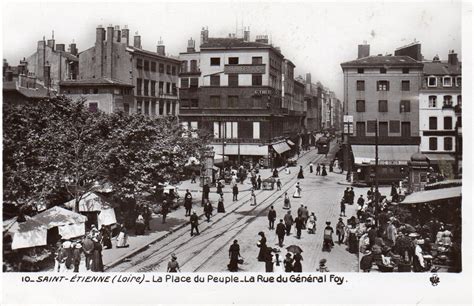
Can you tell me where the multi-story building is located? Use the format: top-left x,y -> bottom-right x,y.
60,25 -> 180,115
419,50 -> 462,172
178,28 -> 304,168
341,42 -> 424,184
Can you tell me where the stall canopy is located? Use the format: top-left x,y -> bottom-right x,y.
401,186 -> 461,205
272,142 -> 291,154
4,217 -> 48,250
424,153 -> 455,163
287,139 -> 295,146
34,206 -> 87,239
64,192 -> 117,227
352,145 -> 419,165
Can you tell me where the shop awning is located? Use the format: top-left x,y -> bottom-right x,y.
212,144 -> 268,156
424,153 -> 455,163
33,206 -> 87,239
214,154 -> 229,165
287,140 -> 295,146
401,186 -> 461,205
64,192 -> 115,212
272,142 -> 291,154
352,145 -> 419,165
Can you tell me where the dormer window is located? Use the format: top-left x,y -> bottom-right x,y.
427,76 -> 437,87
456,76 -> 461,87
443,76 -> 452,87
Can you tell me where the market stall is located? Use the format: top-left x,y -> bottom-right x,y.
64,192 -> 117,228
33,206 -> 88,241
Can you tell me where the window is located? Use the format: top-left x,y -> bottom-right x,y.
166,82 -> 171,94
443,95 -> 453,107
429,96 -> 437,107
367,120 -> 377,133
151,62 -> 156,72
252,75 -> 262,86
144,80 -> 149,96
158,100 -> 163,115
144,60 -> 149,71
379,122 -> 388,136
356,80 -> 365,91
180,99 -> 189,108
158,81 -> 164,95
123,103 -> 130,114
144,100 -> 149,115
181,61 -> 187,73
228,96 -> 238,108
380,67 -> 387,74
427,76 -> 437,87
151,81 -> 156,96
378,100 -> 388,112
356,122 -> 366,136
93,88 -> 99,94
429,137 -> 438,150
190,78 -> 198,88
442,76 -> 452,87
191,99 -> 199,108
172,66 -> 176,75
88,102 -> 98,112
456,77 -> 461,87
401,80 -> 410,91
181,78 -> 189,88
166,65 -> 171,74
389,120 -> 400,133
444,116 -> 453,130
159,63 -> 164,73
429,117 -> 438,130
82,88 -> 90,94
377,80 -> 389,91
400,100 -> 411,112
190,60 -> 197,72
172,83 -> 177,95
210,75 -> 220,86
210,57 -> 221,66
137,100 -> 142,114
252,57 -> 263,65
228,74 -> 239,87
401,122 -> 411,137
252,96 -> 262,108
190,121 -> 198,130
210,95 -> 220,107
444,137 -> 453,151
228,57 -> 239,65
402,68 -> 409,74
253,122 -> 260,139
457,95 -> 462,106
136,58 -> 143,69
136,78 -> 142,96
357,68 -> 364,74
356,100 -> 365,112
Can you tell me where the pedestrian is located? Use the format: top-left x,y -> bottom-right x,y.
265,248 -> 274,272
251,175 -> 257,190
318,258 -> 330,272
308,212 -> 317,234
268,206 -> 277,230
293,253 -> 303,272
273,168 -> 279,178
184,189 -> 193,216
329,162 -> 333,172
100,225 -> 112,249
216,180 -> 223,196
336,218 -> 346,244
309,162 -> 314,173
217,195 -> 225,213
161,200 -> 169,224
276,219 -> 286,247
228,240 -> 241,272
295,215 -> 304,239
360,250 -> 373,272
73,242 -> 82,273
257,232 -> 267,262
257,175 -> 262,190
386,220 -> 397,247
316,164 -> 321,175
250,189 -> 257,206
323,221 -> 335,248
190,211 -> 200,236
135,214 -> 145,235
284,253 -> 294,272
302,206 -> 309,228
202,183 -> 210,206
191,171 -> 197,183
357,194 -> 365,207
116,224 -> 129,248
91,237 -> 104,272
293,182 -> 302,198
297,204 -> 304,220
276,179 -> 282,191
285,166 -> 291,175
143,205 -> 152,230
81,234 -> 94,270
284,211 -> 294,236
167,253 -> 180,272
297,165 -> 304,179
321,164 -> 328,176
349,187 -> 355,205
204,199 -> 213,222
54,242 -> 66,272
232,184 -> 239,201
64,240 -> 73,270
340,198 -> 346,217
344,187 -> 350,203
283,192 -> 291,209
347,224 -> 359,254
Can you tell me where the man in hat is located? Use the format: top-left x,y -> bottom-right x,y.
184,189 -> 193,217
232,184 -> 239,201
336,218 -> 346,244
82,234 -> 94,270
276,219 -> 286,247
318,259 -> 329,272
190,211 -> 200,236
167,254 -> 180,272
267,206 -> 277,230
204,199 -> 213,222
340,198 -> 346,217
283,211 -> 294,236
294,215 -> 304,239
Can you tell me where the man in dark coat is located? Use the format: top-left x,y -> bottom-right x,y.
204,200 -> 213,222
273,168 -> 279,178
190,211 -> 200,236
276,219 -> 286,247
349,187 -> 355,205
184,189 -> 193,216
72,243 -> 82,273
316,164 -> 321,175
257,175 -> 262,190
295,216 -> 304,239
82,235 -> 94,270
343,187 -> 350,203
267,206 -> 277,229
143,205 -> 152,230
202,183 -> 210,206
284,211 -> 294,236
228,240 -> 240,272
161,200 -> 169,224
368,225 -> 377,248
232,184 -> 239,201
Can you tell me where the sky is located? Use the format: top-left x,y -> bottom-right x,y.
1,0 -> 463,98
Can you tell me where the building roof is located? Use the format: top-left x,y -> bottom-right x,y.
201,38 -> 283,57
59,78 -> 134,87
401,186 -> 461,205
423,61 -> 461,75
127,46 -> 181,63
341,55 -> 423,68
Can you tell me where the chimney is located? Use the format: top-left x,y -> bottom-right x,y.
44,61 -> 51,88
255,35 -> 269,44
56,44 -> 65,52
187,38 -> 195,53
106,24 -> 114,43
121,25 -> 130,45
95,26 -> 105,78
114,25 -> 121,43
394,41 -> 422,61
47,39 -> 55,50
157,38 -> 165,56
448,50 -> 458,66
69,43 -> 78,55
37,39 -> 46,79
133,32 -> 141,48
200,27 -> 209,45
306,73 -> 311,84
106,25 -> 113,78
358,42 -> 370,59
96,25 -> 105,43
243,27 -> 250,42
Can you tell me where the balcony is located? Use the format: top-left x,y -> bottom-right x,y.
179,69 -> 201,76
442,102 -> 454,109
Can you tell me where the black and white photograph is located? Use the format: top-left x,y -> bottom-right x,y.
1,0 -> 472,304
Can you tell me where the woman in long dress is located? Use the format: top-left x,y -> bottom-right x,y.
293,253 -> 303,272
297,166 -> 304,179
257,232 -> 267,262
283,192 -> 291,209
91,238 -> 104,272
293,182 -> 302,198
228,240 -> 241,272
217,195 -> 225,213
348,225 -> 359,254
116,225 -> 129,248
250,189 -> 257,206
321,164 -> 328,176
